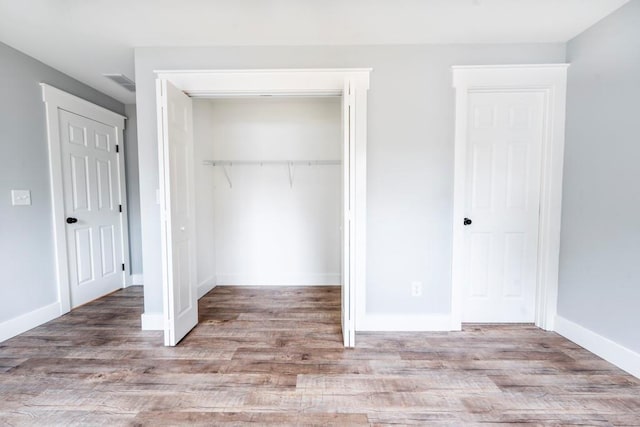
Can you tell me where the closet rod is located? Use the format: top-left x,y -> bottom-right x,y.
202,160 -> 341,166
203,159 -> 341,188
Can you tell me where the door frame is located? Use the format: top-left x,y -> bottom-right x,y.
41,84 -> 130,314
450,64 -> 569,331
154,69 -> 370,347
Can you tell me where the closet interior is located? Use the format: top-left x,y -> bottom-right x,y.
192,96 -> 343,293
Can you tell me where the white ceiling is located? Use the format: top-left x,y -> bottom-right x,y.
0,0 -> 629,104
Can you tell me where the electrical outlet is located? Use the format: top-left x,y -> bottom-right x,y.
411,281 -> 422,297
11,189 -> 31,206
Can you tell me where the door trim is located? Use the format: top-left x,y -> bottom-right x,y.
154,69 -> 369,347
450,64 -> 569,331
41,84 -> 129,314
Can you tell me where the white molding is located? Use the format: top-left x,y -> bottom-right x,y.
155,68 -> 369,347
197,276 -> 217,299
156,79 -> 172,344
41,84 -> 127,124
357,314 -> 451,332
130,274 -> 144,286
215,274 -> 341,287
155,68 -> 371,97
353,86 -> 367,344
452,64 -> 571,71
40,84 -> 130,312
0,302 -> 61,343
450,64 -> 568,331
555,315 -> 640,379
155,68 -> 373,74
141,312 -> 164,331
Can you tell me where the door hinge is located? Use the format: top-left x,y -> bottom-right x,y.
122,263 -> 125,271
119,204 -> 122,213
116,145 -> 120,153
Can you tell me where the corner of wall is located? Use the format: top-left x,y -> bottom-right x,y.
197,276 -> 217,299
129,274 -> 144,286
0,302 -> 62,343
555,315 -> 640,379
140,312 -> 164,331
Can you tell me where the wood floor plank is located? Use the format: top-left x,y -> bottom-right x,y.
0,285 -> 638,426
296,373 -> 502,393
132,410 -> 369,426
0,410 -> 137,427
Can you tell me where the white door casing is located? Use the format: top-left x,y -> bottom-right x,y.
461,91 -> 544,322
341,79 -> 356,347
153,69 -> 369,347
60,110 -> 124,307
41,84 -> 129,314
451,65 -> 568,330
157,79 -> 198,346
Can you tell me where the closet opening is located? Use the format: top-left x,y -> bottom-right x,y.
193,96 -> 343,344
155,69 -> 370,348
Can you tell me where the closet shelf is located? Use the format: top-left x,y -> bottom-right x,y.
202,160 -> 341,166
203,160 -> 341,188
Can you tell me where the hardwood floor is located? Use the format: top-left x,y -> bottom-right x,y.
1,286 -> 639,426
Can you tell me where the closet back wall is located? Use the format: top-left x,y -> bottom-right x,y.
193,98 -> 342,287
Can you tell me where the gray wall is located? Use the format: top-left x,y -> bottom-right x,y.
558,0 -> 640,353
124,104 -> 142,274
0,41 -> 125,323
135,43 -> 566,317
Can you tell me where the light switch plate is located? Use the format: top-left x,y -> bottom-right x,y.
411,281 -> 423,297
11,189 -> 31,206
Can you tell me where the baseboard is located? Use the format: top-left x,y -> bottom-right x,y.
357,313 -> 452,332
197,276 -> 217,299
141,312 -> 164,331
0,301 -> 61,343
555,315 -> 640,379
216,273 -> 340,286
130,274 -> 144,286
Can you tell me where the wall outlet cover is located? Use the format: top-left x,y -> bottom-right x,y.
11,189 -> 31,206
411,281 -> 423,297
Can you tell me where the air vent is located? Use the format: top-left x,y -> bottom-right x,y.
103,74 -> 136,92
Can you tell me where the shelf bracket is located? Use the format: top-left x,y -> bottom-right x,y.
287,162 -> 295,188
221,164 -> 232,188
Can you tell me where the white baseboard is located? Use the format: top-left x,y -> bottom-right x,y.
357,313 -> 452,332
555,315 -> 640,379
0,302 -> 62,343
216,273 -> 340,286
130,274 -> 144,286
141,312 -> 163,331
198,276 -> 217,299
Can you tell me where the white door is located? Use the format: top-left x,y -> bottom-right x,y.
341,80 -> 356,347
461,91 -> 544,322
157,80 -> 198,346
60,110 -> 124,307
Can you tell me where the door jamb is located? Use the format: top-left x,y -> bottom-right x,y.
450,64 -> 569,331
41,84 -> 129,314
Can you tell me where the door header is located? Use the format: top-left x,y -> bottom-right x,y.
154,68 -> 371,97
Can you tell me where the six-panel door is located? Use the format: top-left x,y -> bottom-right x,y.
159,80 -> 198,346
60,110 -> 123,307
462,91 -> 545,322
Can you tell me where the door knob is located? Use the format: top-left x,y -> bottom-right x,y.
66,217 -> 78,224
463,218 -> 472,226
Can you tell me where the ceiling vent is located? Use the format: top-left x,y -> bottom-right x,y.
103,74 -> 136,92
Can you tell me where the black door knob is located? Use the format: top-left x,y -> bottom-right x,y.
66,217 -> 78,224
463,218 -> 472,226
